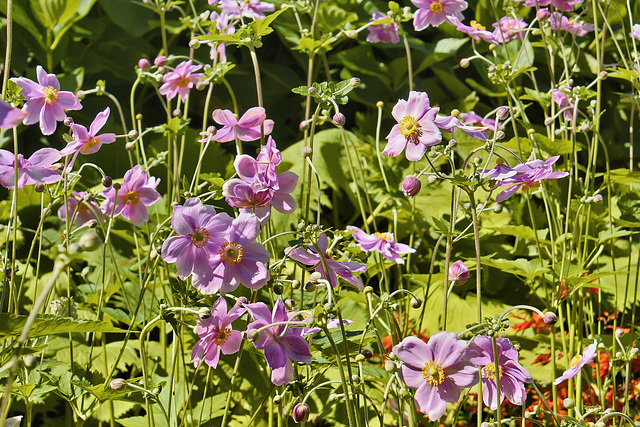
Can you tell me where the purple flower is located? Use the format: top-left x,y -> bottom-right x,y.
101,165 -> 161,226
393,332 -> 478,421
0,147 -> 62,189
383,91 -> 442,162
491,156 -> 569,202
208,11 -> 235,63
549,13 -> 594,36
212,107 -> 274,142
11,65 -> 82,135
0,99 -> 28,128
553,340 -> 598,385
433,114 -> 489,140
158,60 -> 206,102
467,335 -> 533,410
219,0 -> 275,19
367,12 -> 400,44
191,297 -> 245,368
287,233 -> 367,290
492,17 -> 528,43
402,176 -> 422,197
460,111 -> 498,132
552,87 -> 577,121
245,298 -> 312,385
60,108 -> 116,159
520,0 -> 551,6
301,315 -> 352,336
550,0 -> 583,11
448,260 -> 469,286
58,191 -> 104,226
346,226 -> 415,264
161,198 -> 232,279
193,213 -> 270,294
412,0 -> 468,30
632,24 -> 640,41
447,16 -> 497,44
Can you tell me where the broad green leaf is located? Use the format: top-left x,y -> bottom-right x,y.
481,257 -> 550,280
609,168 -> 640,184
0,313 -> 124,340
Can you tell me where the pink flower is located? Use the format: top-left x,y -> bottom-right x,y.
161,198 -> 232,279
447,16 -> 497,44
492,16 -> 528,43
60,108 -> 116,160
346,226 -> 415,264
632,24 -> 640,41
553,340 -> 597,385
209,12 -> 236,63
219,0 -> 275,19
549,0 -> 583,11
158,60 -> 206,102
367,12 -> 400,44
58,191 -> 104,226
490,156 -> 569,202
383,91 -> 442,162
552,88 -> 576,121
191,297 -> 245,368
212,107 -> 274,142
448,260 -> 469,286
286,233 -> 367,290
0,147 -> 62,189
11,65 -> 82,135
0,99 -> 27,128
549,13 -> 594,36
101,165 -> 161,226
245,298 -> 312,385
467,335 -> 533,410
393,332 -> 478,420
520,0 -> 551,6
412,0 -> 468,30
460,111 -> 499,131
192,214 -> 270,294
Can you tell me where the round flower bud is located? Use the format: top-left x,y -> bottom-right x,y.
449,260 -> 470,286
102,176 -> 113,188
246,329 -> 260,342
198,307 -> 212,319
333,113 -> 346,126
79,232 -> 102,252
34,183 -> 45,193
292,403 -> 310,423
290,279 -> 300,289
593,194 -> 603,203
324,302 -> 333,312
301,145 -> 313,158
138,58 -> 151,71
460,58 -> 470,68
345,30 -> 358,39
304,281 -> 316,292
410,297 -> 422,309
563,398 -> 575,409
543,312 -> 558,325
328,393 -> 338,402
154,55 -> 167,67
450,109 -> 460,118
384,360 -> 397,374
236,296 -> 248,306
23,355 -> 38,370
285,299 -> 296,310
308,271 -> 323,284
496,130 -> 505,140
448,139 -> 457,148
135,113 -> 143,121
615,328 -> 625,338
307,86 -> 316,95
63,116 -> 74,126
76,90 -> 85,100
350,77 -> 361,87
125,142 -> 135,151
426,174 -> 438,184
189,39 -> 201,49
273,282 -> 284,295
473,156 -> 483,166
355,354 -> 366,363
173,109 -> 181,117
363,286 -> 374,295
402,176 -> 421,197
488,65 -> 496,72
272,394 -> 282,405
580,123 -> 590,132
376,101 -> 384,108
536,8 -> 551,21
110,378 -> 127,390
128,129 -> 139,140
362,349 -> 373,359
496,107 -> 509,121
527,128 -> 536,135
544,117 -> 554,126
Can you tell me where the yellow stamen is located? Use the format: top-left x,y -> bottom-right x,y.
422,361 -> 445,385
43,86 -> 59,105
190,227 -> 210,249
429,0 -> 444,14
399,115 -> 422,145
123,191 -> 140,206
220,241 -> 244,264
215,326 -> 232,346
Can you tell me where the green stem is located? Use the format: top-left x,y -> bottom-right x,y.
1,0 -> 13,99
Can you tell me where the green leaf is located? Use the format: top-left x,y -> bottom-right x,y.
531,133 -> 577,156
609,168 -> 640,184
481,257 -> 550,280
0,314 -> 124,340
97,0 -> 154,37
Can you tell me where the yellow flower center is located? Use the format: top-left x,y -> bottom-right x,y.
470,20 -> 486,31
422,361 -> 445,385
215,326 -> 232,346
374,232 -> 393,242
220,241 -> 244,264
399,115 -> 422,145
43,85 -> 59,105
123,191 -> 140,206
483,363 -> 503,382
569,354 -> 582,367
77,202 -> 88,214
429,0 -> 444,14
178,77 -> 191,87
521,182 -> 541,192
81,138 -> 100,154
190,227 -> 210,249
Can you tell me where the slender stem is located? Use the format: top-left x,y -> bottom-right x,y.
468,190 -> 483,322
1,0 -> 13,99
492,336 -> 502,426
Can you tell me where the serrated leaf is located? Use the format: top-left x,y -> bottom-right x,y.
481,257 -> 550,280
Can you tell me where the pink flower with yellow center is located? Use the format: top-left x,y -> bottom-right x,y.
101,165 -> 161,226
57,191 -> 104,226
412,0 -> 468,30
11,65 -> 82,135
0,147 -> 62,189
158,60 -> 206,102
191,297 -> 245,368
60,108 -> 116,164
554,341 -> 598,385
347,225 -> 415,264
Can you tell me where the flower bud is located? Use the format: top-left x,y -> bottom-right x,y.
102,176 -> 113,188
63,116 -> 74,126
615,328 -> 625,338
427,174 -> 438,184
198,307 -> 212,319
473,156 -> 483,166
138,58 -> 151,71
351,77 -> 360,87
449,260 -> 470,286
362,349 -> 373,359
411,297 -> 422,309
536,8 -> 551,21
301,145 -> 313,158
496,107 -> 509,121
460,58 -> 470,68
285,299 -> 296,310
173,109 -> 181,117
593,194 -> 603,203
273,394 -> 282,405
154,55 -> 167,67
333,113 -> 346,126
355,353 -> 366,362
363,286 -> 373,295
292,403 -> 310,423
402,176 -> 421,197
448,139 -> 457,148
246,329 -> 260,342
189,39 -> 201,49
543,312 -> 558,325
563,398 -> 575,409
273,282 -> 284,295
376,101 -> 384,108
236,296 -> 248,306
496,130 -> 505,140
34,183 -> 45,193
23,355 -> 38,369
110,378 -> 128,390
307,86 -> 316,95
324,302 -> 333,312
135,113 -> 143,121
79,232 -> 102,252
580,123 -> 590,132
384,360 -> 397,374
128,129 -> 139,140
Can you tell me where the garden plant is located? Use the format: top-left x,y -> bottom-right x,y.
0,0 -> 640,425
